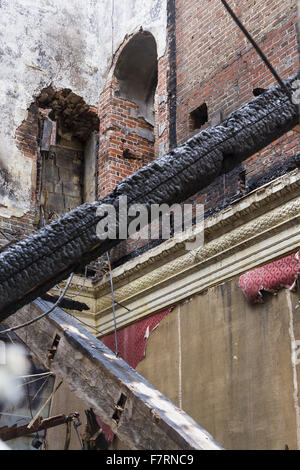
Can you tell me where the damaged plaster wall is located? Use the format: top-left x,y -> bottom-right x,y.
135,280 -> 300,450
0,0 -> 167,218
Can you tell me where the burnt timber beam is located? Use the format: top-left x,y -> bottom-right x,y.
4,299 -> 224,450
0,77 -> 298,320
40,294 -> 90,312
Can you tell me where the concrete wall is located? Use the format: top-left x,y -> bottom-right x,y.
0,0 -> 167,218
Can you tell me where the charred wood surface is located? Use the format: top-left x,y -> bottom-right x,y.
0,78 -> 298,320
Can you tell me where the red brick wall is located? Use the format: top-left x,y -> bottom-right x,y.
98,77 -> 156,199
176,0 -> 298,143
15,104 -> 40,161
109,0 -> 300,266
175,0 -> 300,215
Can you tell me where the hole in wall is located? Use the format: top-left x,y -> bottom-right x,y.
112,393 -> 127,424
17,87 -> 100,226
190,103 -> 208,130
253,87 -> 266,97
222,152 -> 238,173
114,31 -> 158,126
47,334 -> 61,361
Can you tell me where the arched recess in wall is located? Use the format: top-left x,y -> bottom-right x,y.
114,31 -> 158,125
98,31 -> 158,199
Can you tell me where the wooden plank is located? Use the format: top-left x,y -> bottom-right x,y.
0,414 -> 72,442
41,119 -> 53,151
4,299 -> 224,450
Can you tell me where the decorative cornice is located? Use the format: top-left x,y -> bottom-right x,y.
64,170 -> 300,336
95,169 -> 300,293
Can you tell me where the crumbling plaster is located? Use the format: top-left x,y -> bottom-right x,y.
0,0 -> 167,217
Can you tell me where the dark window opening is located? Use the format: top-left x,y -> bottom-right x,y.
190,103 -> 208,130
114,31 -> 158,126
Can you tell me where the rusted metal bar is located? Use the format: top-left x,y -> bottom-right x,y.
220,0 -> 291,98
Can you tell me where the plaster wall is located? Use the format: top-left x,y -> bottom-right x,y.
0,0 -> 167,217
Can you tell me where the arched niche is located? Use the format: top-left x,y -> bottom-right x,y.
114,31 -> 158,125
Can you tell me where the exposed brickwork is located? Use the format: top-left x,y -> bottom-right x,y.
15,104 -> 40,161
176,0 -> 298,145
107,0 -> 300,266
3,1 -> 299,269
175,0 -> 300,213
0,212 -> 37,249
6,104 -> 42,238
97,28 -> 174,262
98,77 -> 156,199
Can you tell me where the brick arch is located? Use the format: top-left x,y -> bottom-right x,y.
98,31 -> 159,199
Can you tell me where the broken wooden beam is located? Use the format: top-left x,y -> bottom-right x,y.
0,414 -> 75,442
0,77 -> 298,320
4,299 -> 224,450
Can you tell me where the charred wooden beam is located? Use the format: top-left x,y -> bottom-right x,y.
5,299 -> 224,450
0,78 -> 298,320
40,294 -> 90,312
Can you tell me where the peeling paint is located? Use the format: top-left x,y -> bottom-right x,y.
0,0 -> 167,216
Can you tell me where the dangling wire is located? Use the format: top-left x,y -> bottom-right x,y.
54,265 -> 88,300
0,273 -> 74,335
17,374 -> 53,389
31,375 -> 51,404
106,251 -> 119,357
